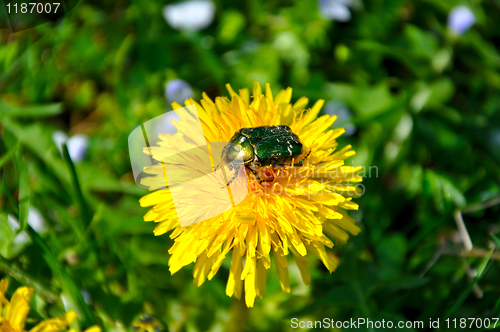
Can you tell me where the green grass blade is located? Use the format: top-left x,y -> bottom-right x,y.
2,166 -> 19,215
443,247 -> 494,320
0,100 -> 63,119
61,143 -> 92,227
11,151 -> 96,326
491,233 -> 500,249
17,152 -> 30,232
0,146 -> 16,169
0,213 -> 15,257
25,225 -> 96,326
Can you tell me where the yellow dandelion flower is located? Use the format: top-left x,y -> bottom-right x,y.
0,279 -> 100,332
132,317 -> 161,332
139,82 -> 363,307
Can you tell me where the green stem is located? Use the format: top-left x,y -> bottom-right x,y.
0,259 -> 59,302
61,143 -> 92,227
61,144 -> 110,295
2,166 -> 19,215
0,146 -> 17,169
26,225 -> 96,326
224,296 -> 249,332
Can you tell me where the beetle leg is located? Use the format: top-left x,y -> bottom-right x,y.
279,149 -> 312,167
295,149 -> 312,166
245,165 -> 261,183
245,165 -> 273,184
225,166 -> 240,186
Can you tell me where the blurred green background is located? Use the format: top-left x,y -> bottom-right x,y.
1,0 -> 500,331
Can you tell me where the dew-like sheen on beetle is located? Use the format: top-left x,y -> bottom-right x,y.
220,125 -> 310,185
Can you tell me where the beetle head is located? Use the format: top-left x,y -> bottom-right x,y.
223,137 -> 254,165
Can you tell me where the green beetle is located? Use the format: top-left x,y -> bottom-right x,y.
220,125 -> 310,185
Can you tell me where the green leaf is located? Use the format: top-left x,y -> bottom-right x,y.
0,213 -> 15,258
113,33 -> 135,83
183,31 -> 225,86
325,82 -> 395,120
0,146 -> 17,169
404,24 -> 439,58
17,154 -> 30,232
218,11 -> 246,44
491,233 -> 500,249
377,276 -> 430,292
2,117 -> 143,197
440,175 -> 467,208
356,40 -> 429,77
377,234 -> 407,267
291,282 -> 365,317
2,166 -> 19,215
410,79 -> 455,113
0,100 -> 63,120
424,170 -> 466,211
25,226 -> 96,326
1,117 -> 72,186
376,233 -> 407,280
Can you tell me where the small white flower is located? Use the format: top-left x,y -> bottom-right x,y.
7,214 -> 30,246
7,207 -> 46,239
52,131 -> 68,154
27,207 -> 46,234
318,0 -> 353,22
67,134 -> 89,163
163,0 -> 216,31
81,289 -> 92,304
165,79 -> 194,105
448,6 -> 476,35
52,131 -> 89,163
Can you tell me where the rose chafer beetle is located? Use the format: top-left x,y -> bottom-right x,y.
220,125 -> 310,185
